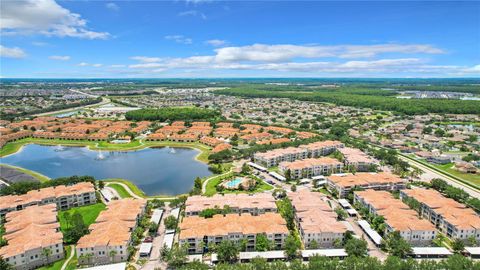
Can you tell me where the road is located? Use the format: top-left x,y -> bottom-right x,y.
399,155 -> 480,198
141,205 -> 171,270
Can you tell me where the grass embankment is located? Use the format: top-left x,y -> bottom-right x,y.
38,246 -> 76,270
143,141 -> 211,163
107,183 -> 132,198
58,203 -> 106,232
0,164 -> 50,182
103,178 -> 146,198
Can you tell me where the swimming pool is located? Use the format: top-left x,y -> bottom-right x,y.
225,178 -> 243,188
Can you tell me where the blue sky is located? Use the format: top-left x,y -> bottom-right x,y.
1,0 -> 479,78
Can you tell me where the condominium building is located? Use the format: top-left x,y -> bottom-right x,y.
400,189 -> 480,242
354,190 -> 436,245
327,172 -> 406,198
0,182 -> 96,218
279,157 -> 343,179
185,193 -> 277,216
0,204 -> 64,270
76,199 -> 147,265
253,147 -> 308,167
288,190 -> 347,248
301,140 -> 344,157
179,213 -> 289,254
338,147 -> 378,172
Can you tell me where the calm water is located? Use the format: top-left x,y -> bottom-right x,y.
1,144 -> 212,196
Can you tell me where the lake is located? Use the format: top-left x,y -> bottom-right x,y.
1,144 -> 212,196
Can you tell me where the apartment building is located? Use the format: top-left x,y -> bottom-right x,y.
185,193 -> 277,216
76,199 -> 147,265
327,172 -> 406,198
0,204 -> 64,270
279,157 -> 343,179
179,213 -> 289,254
338,147 -> 378,172
254,147 -> 308,167
301,140 -> 344,157
354,190 -> 436,245
0,182 -> 96,218
400,189 -> 480,242
288,190 -> 347,248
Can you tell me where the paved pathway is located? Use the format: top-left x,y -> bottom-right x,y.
60,245 -> 75,270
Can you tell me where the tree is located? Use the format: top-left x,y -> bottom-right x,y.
217,240 -> 239,263
0,256 -> 13,270
382,231 -> 412,258
64,211 -> 89,244
284,235 -> 300,259
452,238 -> 465,254
42,248 -> 52,264
194,177 -> 202,191
334,207 -> 347,221
164,216 -> 178,230
308,240 -> 319,249
98,180 -> 105,189
290,184 -> 297,192
164,244 -> 188,268
241,163 -> 251,175
285,169 -> 292,182
109,250 -> 117,263
255,233 -> 272,251
344,238 -> 368,257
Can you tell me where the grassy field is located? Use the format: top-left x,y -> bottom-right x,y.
58,203 -> 106,232
204,173 -> 273,196
204,171 -> 234,196
0,164 -> 50,182
432,162 -> 480,187
107,183 -> 132,198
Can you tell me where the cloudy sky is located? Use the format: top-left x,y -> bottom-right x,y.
1,0 -> 479,78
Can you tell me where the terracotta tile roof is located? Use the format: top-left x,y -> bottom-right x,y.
256,138 -> 291,145
355,190 -> 435,232
301,140 -> 344,151
255,147 -> 307,159
77,199 -> 146,248
0,204 -> 62,258
402,188 -> 480,230
280,157 -> 342,170
179,213 -> 288,239
0,182 -> 95,210
212,143 -> 232,153
328,172 -> 404,188
185,193 -> 277,213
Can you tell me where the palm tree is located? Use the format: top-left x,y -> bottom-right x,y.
42,248 -> 52,265
85,253 -> 94,265
109,250 -> 117,263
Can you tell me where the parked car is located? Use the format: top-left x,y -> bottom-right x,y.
144,236 -> 153,243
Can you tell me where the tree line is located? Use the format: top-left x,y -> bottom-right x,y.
216,88 -> 480,115
125,107 -> 221,121
0,175 -> 95,196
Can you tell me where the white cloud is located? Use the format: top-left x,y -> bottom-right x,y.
178,10 -> 207,19
0,45 -> 27,58
165,35 -> 192,44
49,55 -> 70,61
0,0 -> 110,39
105,2 -> 119,11
32,41 -> 49,46
110,64 -> 126,68
185,0 -> 213,5
77,62 -> 102,67
130,56 -> 161,63
205,39 -> 227,47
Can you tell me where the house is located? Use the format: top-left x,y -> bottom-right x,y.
254,147 -> 308,167
0,204 -> 64,270
301,141 -> 344,157
338,147 -> 378,172
179,213 -> 289,254
354,190 -> 436,245
76,199 -> 147,265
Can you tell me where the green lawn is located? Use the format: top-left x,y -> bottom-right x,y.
107,183 -> 132,198
58,203 -> 106,232
205,173 -> 273,196
103,178 -> 146,198
0,164 -> 50,182
204,172 -> 234,196
38,245 -> 74,270
432,163 -> 480,187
